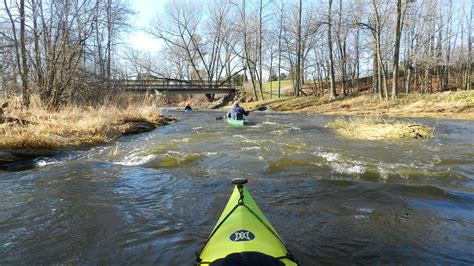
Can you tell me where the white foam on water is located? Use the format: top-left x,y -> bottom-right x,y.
115,154 -> 157,166
358,208 -> 374,213
270,130 -> 285,135
241,147 -> 261,151
314,151 -> 340,162
377,162 -> 417,180
354,207 -> 374,221
354,215 -> 368,220
262,121 -> 277,125
35,158 -> 58,167
233,135 -> 247,139
332,162 -> 366,175
240,138 -> 265,145
86,146 -> 108,158
377,164 -> 391,180
283,143 -> 306,149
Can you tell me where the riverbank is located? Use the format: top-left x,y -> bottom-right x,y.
239,90 -> 474,120
222,90 -> 473,140
0,104 -> 175,164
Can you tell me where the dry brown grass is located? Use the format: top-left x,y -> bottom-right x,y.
245,90 -> 474,120
326,117 -> 434,140
0,100 -> 173,150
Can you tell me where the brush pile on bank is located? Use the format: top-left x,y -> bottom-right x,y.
326,117 -> 434,140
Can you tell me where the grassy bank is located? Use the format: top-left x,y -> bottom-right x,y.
0,104 -> 174,151
231,90 -> 474,140
240,80 -> 294,100
240,90 -> 474,120
326,117 -> 434,140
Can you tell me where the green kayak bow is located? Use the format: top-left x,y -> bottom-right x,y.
196,178 -> 298,265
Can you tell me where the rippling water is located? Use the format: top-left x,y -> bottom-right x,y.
1,109 -> 473,264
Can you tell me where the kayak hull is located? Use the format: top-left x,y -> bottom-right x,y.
197,182 -> 297,265
226,118 -> 247,126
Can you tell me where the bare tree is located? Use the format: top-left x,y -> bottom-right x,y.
4,0 -> 29,106
257,0 -> 265,100
464,2 -> 473,90
327,0 -> 337,100
390,0 -> 405,99
148,0 -> 241,101
372,0 -> 388,99
294,0 -> 302,96
335,0 -> 348,96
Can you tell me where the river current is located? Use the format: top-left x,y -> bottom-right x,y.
1,109 -> 473,264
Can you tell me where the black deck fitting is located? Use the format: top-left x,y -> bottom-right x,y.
232,178 -> 248,187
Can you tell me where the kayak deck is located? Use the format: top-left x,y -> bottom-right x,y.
197,179 -> 298,265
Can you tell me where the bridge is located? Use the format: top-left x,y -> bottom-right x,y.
117,79 -> 239,94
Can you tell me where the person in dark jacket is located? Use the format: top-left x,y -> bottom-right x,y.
184,104 -> 192,111
227,103 -> 248,120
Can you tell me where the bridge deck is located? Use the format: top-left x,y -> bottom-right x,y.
118,79 -> 238,94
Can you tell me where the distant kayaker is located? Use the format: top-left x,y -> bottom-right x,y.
184,104 -> 192,111
227,103 -> 248,120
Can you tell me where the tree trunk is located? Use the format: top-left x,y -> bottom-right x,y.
5,0 -> 29,107
295,0 -> 302,97
372,44 -> 378,94
258,0 -> 264,100
242,0 -> 258,100
269,47 -> 273,99
466,3 -> 473,90
277,4 -> 283,98
355,27 -> 360,92
32,0 -> 43,90
391,0 -> 403,99
19,0 -> 29,107
328,0 -> 337,100
336,0 -> 346,96
405,67 -> 411,94
372,0 -> 387,99
106,0 -> 112,79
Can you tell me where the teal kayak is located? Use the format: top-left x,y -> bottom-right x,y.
226,118 -> 247,126
196,178 -> 298,265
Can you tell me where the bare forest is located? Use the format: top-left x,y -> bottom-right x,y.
1,0 -> 472,109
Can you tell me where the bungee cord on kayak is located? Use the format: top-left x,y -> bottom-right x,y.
196,178 -> 298,265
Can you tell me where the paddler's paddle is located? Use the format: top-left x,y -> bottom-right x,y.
215,106 -> 267,120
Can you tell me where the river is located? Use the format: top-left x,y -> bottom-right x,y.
1,109 -> 473,264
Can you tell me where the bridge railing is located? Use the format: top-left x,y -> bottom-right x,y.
117,79 -> 240,90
